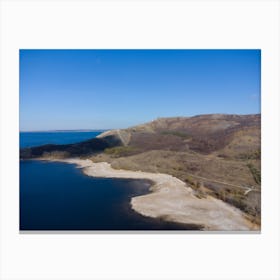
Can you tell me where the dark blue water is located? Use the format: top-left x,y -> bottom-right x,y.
20,160 -> 197,230
20,131 -> 198,230
20,131 -> 104,148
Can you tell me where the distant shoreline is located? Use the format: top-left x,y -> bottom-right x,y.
36,157 -> 259,231
20,113 -> 261,133
20,129 -> 109,133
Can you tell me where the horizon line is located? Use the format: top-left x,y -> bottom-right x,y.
19,112 -> 261,132
20,129 -> 110,133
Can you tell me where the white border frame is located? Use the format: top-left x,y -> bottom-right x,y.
1,0 -> 280,279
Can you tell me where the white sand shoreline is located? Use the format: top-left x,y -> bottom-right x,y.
37,157 -> 259,231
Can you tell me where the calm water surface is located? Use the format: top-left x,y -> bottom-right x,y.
20,131 -> 104,148
20,131 -> 197,230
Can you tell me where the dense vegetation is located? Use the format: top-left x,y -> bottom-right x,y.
104,146 -> 141,157
160,130 -> 190,139
20,135 -> 122,159
247,162 -> 261,185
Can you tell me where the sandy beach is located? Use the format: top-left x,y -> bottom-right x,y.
40,158 -> 259,231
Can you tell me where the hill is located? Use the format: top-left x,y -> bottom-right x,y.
20,114 -> 261,223
100,114 -> 260,157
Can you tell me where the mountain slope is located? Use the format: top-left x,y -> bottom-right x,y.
100,114 -> 260,157
20,114 -> 260,159
93,114 -> 261,222
20,114 -> 261,222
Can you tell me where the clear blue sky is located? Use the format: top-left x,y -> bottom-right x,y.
20,49 -> 260,131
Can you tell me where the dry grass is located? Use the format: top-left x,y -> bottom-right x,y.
90,149 -> 261,221
22,114 -> 261,223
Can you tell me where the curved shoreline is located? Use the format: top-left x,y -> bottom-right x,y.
38,158 -> 259,231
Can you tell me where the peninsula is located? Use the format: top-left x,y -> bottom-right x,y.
20,114 -> 261,230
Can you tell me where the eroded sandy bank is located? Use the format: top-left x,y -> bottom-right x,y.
39,158 -> 259,231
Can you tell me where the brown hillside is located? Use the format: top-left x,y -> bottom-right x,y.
107,114 -> 261,157
95,114 -> 261,222
21,114 -> 261,223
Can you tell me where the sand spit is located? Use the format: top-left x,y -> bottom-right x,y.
40,158 -> 259,231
